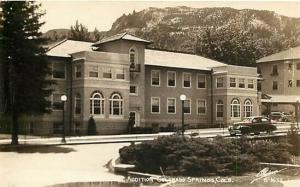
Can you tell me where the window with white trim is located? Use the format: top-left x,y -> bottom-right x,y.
167,71 -> 176,87
52,62 -> 65,79
129,85 -> 138,95
197,74 -> 206,88
167,98 -> 176,114
244,99 -> 253,117
216,100 -> 224,118
52,93 -> 64,110
151,97 -> 160,113
116,69 -> 125,80
88,65 -> 99,78
231,99 -> 240,118
248,79 -> 254,89
183,99 -> 191,114
183,73 -> 191,88
216,77 -> 224,88
103,68 -> 112,79
239,78 -> 245,88
75,64 -> 82,78
75,94 -> 81,115
151,70 -> 160,86
197,100 -> 206,114
90,91 -> 104,115
129,48 -> 136,64
109,93 -> 123,116
230,78 -> 236,87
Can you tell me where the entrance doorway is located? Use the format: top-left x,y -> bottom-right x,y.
129,111 -> 140,127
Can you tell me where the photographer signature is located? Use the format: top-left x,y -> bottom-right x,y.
250,167 -> 286,184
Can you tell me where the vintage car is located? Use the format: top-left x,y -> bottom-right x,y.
228,116 -> 277,136
269,112 -> 293,122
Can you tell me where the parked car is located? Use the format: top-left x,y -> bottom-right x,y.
269,112 -> 293,122
228,116 -> 277,136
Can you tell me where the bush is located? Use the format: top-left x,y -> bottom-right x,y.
119,135 -> 292,176
287,124 -> 300,156
87,116 -> 97,135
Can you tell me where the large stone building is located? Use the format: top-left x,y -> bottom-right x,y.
31,33 -> 258,135
257,46 -> 300,115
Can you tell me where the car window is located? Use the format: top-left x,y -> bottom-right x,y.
261,118 -> 269,122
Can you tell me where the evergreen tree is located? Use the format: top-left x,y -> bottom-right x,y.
1,1 -> 53,145
69,20 -> 91,42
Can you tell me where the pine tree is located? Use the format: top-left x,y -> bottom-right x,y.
1,1 -> 53,145
69,20 -> 91,42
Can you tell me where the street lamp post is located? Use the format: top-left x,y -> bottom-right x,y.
61,95 -> 67,143
296,98 -> 299,129
180,94 -> 186,136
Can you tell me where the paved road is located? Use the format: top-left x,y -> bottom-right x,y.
0,143 -> 129,187
0,122 -> 293,145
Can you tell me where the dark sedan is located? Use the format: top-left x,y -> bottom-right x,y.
228,116 -> 277,136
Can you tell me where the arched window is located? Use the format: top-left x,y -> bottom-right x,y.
244,99 -> 253,117
109,93 -> 123,116
75,94 -> 81,115
129,48 -> 136,64
216,100 -> 223,118
231,99 -> 241,118
90,91 -> 104,115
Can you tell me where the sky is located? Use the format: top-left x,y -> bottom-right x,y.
40,0 -> 300,32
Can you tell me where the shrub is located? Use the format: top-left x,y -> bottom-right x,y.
287,124 -> 300,156
87,116 -> 97,135
119,135 -> 292,176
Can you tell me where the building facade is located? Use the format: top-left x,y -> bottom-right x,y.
30,33 -> 258,135
257,46 -> 300,114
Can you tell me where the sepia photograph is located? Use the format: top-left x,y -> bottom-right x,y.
1,0 -> 300,186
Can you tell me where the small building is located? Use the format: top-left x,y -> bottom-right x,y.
30,33 -> 259,135
257,46 -> 300,115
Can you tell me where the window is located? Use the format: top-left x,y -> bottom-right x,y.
248,79 -> 254,89
52,93 -> 64,110
231,99 -> 240,118
197,100 -> 206,114
116,69 -> 125,80
183,73 -> 191,88
271,65 -> 278,76
297,80 -> 300,87
103,68 -> 112,79
88,65 -> 98,78
288,62 -> 293,71
183,99 -> 191,114
109,93 -> 123,116
216,100 -> 224,118
197,74 -> 206,88
230,78 -> 236,87
52,62 -> 65,79
53,122 -> 63,134
297,63 -> 300,70
273,81 -> 278,90
75,65 -> 82,78
257,67 -> 262,74
75,94 -> 81,115
288,80 -> 293,87
151,97 -> 160,113
129,48 -> 136,64
129,85 -> 138,95
216,77 -> 224,88
167,71 -> 176,87
239,78 -> 245,88
90,91 -> 104,115
244,99 -> 253,117
151,70 -> 160,86
167,98 -> 176,114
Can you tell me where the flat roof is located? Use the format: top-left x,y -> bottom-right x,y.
261,94 -> 299,104
257,46 -> 300,63
145,49 -> 226,71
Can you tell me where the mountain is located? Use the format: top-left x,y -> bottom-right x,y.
43,7 -> 300,66
107,6 -> 300,66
